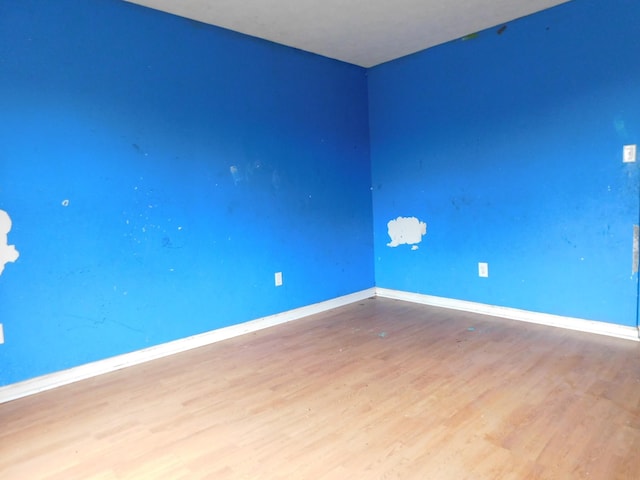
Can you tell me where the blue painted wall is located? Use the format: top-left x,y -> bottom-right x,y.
2,0 -> 639,388
369,0 -> 640,326
0,0 -> 373,386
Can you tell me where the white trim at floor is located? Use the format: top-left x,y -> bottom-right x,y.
376,287 -> 640,342
3,287 -> 638,404
0,288 -> 376,404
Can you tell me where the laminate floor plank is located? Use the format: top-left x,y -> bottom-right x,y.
1,297 -> 639,479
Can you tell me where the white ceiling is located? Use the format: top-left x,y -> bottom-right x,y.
125,0 -> 571,67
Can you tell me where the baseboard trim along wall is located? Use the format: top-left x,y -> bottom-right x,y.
376,288 -> 640,342
0,288 -> 376,404
3,286 -> 638,404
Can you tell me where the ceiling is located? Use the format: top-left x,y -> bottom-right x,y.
125,0 -> 571,67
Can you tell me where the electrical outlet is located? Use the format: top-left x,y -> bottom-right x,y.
0,324 -> 4,344
478,262 -> 489,278
623,144 -> 637,163
274,271 -> 283,287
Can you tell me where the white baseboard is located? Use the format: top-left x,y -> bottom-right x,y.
3,286 -> 637,404
0,288 -> 376,404
376,287 -> 640,342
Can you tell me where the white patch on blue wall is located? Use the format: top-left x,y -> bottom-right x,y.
387,216 -> 427,249
0,210 -> 20,275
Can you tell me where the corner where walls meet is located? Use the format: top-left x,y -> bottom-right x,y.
0,0 -> 374,387
368,0 -> 640,328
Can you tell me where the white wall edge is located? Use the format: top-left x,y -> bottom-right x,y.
376,288 -> 640,342
0,287 -> 376,404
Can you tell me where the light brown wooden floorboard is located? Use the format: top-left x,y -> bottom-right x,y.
1,297 -> 639,479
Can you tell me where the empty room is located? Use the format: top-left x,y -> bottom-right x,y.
1,0 -> 639,478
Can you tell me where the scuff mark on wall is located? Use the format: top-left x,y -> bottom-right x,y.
461,32 -> 480,41
614,116 -> 629,139
387,216 -> 427,249
0,210 -> 20,276
230,165 -> 243,185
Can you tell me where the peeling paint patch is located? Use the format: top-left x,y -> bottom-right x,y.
387,216 -> 427,248
0,210 -> 19,276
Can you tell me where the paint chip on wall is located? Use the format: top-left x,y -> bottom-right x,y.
0,210 -> 20,276
387,216 -> 427,249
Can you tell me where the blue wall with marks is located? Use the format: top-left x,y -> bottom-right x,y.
2,0 -> 639,388
369,0 -> 640,327
0,0 -> 373,386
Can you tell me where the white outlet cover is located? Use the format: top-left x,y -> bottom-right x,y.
478,262 -> 489,278
623,144 -> 637,163
0,324 -> 4,344
274,272 -> 283,287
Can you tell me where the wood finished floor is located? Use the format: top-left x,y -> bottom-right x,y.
1,297 -> 639,479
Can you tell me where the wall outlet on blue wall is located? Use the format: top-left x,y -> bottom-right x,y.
623,145 -> 637,163
275,272 -> 283,287
478,263 -> 489,278
0,324 -> 4,344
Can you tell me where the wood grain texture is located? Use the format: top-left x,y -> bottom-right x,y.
1,298 -> 639,479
